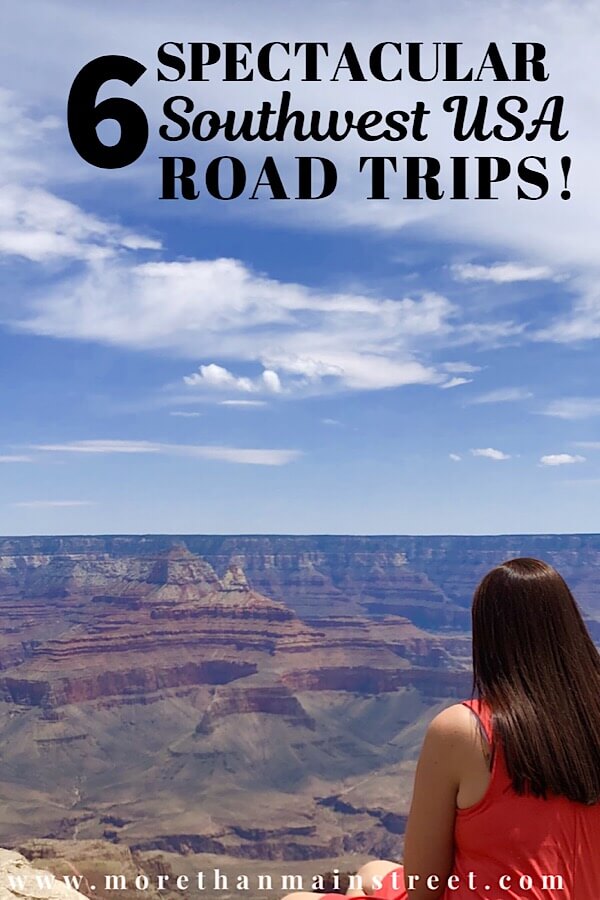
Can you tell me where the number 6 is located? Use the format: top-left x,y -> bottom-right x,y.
67,54 -> 148,169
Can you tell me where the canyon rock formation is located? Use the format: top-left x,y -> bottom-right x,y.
0,847 -> 87,900
0,534 -> 596,865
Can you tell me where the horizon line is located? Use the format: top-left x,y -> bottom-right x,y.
0,531 -> 599,540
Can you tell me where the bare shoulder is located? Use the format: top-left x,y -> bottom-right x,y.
425,703 -> 480,746
413,703 -> 481,790
424,703 -> 491,776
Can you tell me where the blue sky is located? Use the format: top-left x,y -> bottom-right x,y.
1,0 -> 600,534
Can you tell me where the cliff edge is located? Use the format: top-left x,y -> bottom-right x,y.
0,848 -> 87,900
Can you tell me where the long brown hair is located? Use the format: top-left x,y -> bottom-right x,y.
471,557 -> 600,804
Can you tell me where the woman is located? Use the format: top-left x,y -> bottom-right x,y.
283,557 -> 600,900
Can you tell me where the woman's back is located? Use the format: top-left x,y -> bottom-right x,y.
451,698 -> 600,899
291,560 -> 600,900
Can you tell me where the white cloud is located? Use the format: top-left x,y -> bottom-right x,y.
262,369 -> 282,393
262,348 -> 445,392
540,453 -> 585,467
170,411 -> 202,418
470,448 -> 511,461
441,362 -> 482,375
187,446 -> 298,465
322,418 -> 343,427
449,453 -> 462,462
184,363 -> 255,393
220,400 -> 267,407
18,257 -> 462,395
31,439 -> 299,466
0,186 -> 161,263
261,355 -> 343,380
0,91 -> 548,402
0,454 -> 34,463
0,90 -> 161,264
468,388 -> 533,405
440,377 -> 472,389
537,285 -> 600,342
34,440 -> 160,455
541,398 -> 600,420
2,2 -> 600,360
3,3 -> 600,404
453,320 -> 527,347
183,363 -> 282,396
12,500 -> 92,508
452,263 -> 554,284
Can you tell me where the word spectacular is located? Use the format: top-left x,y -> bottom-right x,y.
157,41 -> 550,84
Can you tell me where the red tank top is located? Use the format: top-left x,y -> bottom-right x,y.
450,698 -> 600,899
322,698 -> 600,900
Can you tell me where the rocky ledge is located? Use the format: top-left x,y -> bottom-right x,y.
0,848 -> 87,900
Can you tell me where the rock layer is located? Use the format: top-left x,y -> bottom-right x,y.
1,533 -> 598,624
0,534 -> 594,861
0,545 -> 466,711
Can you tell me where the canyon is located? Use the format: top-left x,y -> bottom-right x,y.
0,533 -> 597,891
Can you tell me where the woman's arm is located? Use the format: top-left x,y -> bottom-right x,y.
402,705 -> 467,899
